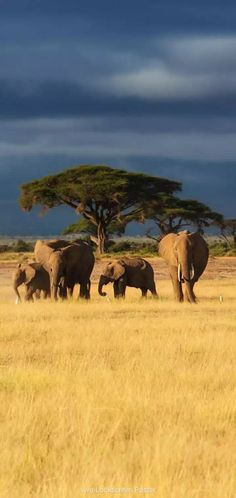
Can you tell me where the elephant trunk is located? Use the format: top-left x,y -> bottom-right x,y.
52,283 -> 58,301
13,283 -> 21,303
178,249 -> 196,303
98,275 -> 109,296
51,268 -> 65,300
181,259 -> 196,303
184,280 -> 196,303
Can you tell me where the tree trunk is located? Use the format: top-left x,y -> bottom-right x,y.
97,223 -> 107,255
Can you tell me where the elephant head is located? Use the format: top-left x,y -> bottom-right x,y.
159,231 -> 208,303
98,261 -> 125,296
13,263 -> 37,302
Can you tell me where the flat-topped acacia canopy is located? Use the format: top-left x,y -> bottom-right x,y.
19,164 -> 181,254
20,165 -> 181,210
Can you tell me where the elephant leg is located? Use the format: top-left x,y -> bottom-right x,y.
113,281 -> 120,298
170,268 -> 183,302
34,289 -> 41,300
85,280 -> 91,300
59,284 -> 67,300
141,287 -> 147,298
67,286 -> 74,298
79,283 -> 89,299
25,285 -> 34,302
184,281 -> 196,303
117,278 -> 126,298
149,283 -> 157,297
42,289 -> 48,299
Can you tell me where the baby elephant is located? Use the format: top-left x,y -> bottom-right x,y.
98,257 -> 157,298
13,263 -> 50,302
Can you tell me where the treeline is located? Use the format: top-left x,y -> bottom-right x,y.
0,239 -> 34,253
1,237 -> 236,257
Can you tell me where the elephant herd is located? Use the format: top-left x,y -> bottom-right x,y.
13,231 -> 209,304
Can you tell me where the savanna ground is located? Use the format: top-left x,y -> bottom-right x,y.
0,257 -> 236,498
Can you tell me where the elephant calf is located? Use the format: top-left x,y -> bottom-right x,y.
13,262 -> 50,302
98,257 -> 157,298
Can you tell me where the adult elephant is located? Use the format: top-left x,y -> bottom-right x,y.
158,231 -> 209,303
13,262 -> 50,302
35,239 -> 95,300
98,257 -> 157,298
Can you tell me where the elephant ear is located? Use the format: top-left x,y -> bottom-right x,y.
25,265 -> 36,284
113,261 -> 125,280
158,233 -> 178,266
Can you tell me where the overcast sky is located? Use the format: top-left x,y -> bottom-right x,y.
0,0 -> 236,235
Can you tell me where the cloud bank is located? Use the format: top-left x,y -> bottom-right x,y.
0,1 -> 235,234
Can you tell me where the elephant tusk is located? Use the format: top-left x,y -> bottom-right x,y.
190,264 -> 195,280
178,263 -> 182,283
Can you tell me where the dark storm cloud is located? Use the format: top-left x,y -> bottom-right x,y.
1,0 -> 236,35
0,0 -> 235,234
1,79 -> 236,122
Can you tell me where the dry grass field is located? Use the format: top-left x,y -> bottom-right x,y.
0,258 -> 235,498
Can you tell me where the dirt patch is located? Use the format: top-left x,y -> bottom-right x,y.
3,257 -> 236,290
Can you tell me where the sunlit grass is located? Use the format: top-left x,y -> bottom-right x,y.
0,279 -> 235,497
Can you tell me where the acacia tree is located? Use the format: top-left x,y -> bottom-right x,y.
19,165 -> 181,254
142,195 -> 223,238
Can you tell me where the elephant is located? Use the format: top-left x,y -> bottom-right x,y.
158,230 -> 209,303
98,257 -> 157,298
34,239 -> 95,300
13,262 -> 50,302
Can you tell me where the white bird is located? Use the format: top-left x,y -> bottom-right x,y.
219,295 -> 224,303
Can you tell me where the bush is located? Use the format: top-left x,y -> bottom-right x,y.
0,239 -> 34,253
107,239 -> 157,256
11,239 -> 34,252
0,244 -> 10,253
208,241 -> 236,256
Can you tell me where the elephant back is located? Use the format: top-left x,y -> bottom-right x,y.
34,239 -> 73,270
44,239 -> 71,250
34,240 -> 54,271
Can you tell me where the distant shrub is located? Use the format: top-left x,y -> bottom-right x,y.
0,244 -> 10,253
208,242 -> 236,256
110,240 -> 133,253
0,239 -> 34,253
11,239 -> 34,252
107,239 -> 157,256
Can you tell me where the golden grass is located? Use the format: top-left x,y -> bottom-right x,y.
0,279 -> 235,497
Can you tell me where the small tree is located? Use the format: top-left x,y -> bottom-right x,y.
219,219 -> 236,247
63,217 -> 128,244
19,165 -> 181,254
142,195 -> 223,237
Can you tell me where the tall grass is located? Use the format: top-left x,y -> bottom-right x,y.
0,280 -> 235,497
